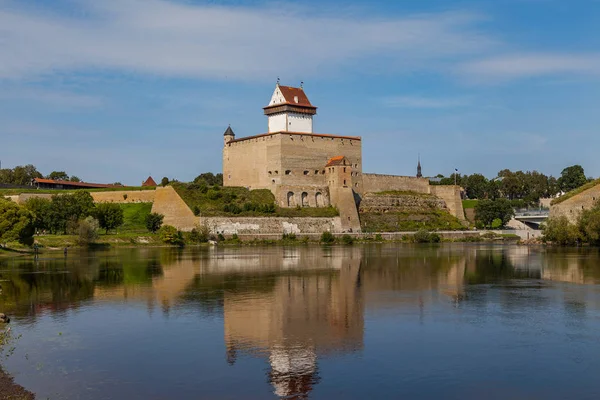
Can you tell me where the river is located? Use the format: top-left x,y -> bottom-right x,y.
1,244 -> 600,399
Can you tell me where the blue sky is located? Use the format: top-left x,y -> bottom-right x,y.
1,0 -> 600,185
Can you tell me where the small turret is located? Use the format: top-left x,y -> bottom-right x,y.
224,125 -> 235,145
416,155 -> 422,178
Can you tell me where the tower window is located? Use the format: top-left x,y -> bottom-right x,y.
303,171 -> 309,175
285,170 -> 292,175
314,170 -> 319,175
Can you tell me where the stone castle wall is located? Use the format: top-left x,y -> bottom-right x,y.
430,185 -> 465,221
223,133 -> 363,195
278,133 -> 363,194
202,216 -> 342,235
275,185 -> 331,208
362,174 -> 430,194
91,190 -> 155,203
223,134 -> 279,189
550,184 -> 600,223
359,193 -> 446,213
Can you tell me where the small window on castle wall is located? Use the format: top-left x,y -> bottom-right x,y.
285,170 -> 291,175
275,171 -> 279,175
268,171 -> 272,175
355,183 -> 359,187
304,171 -> 309,175
315,170 -> 319,175
343,167 -> 346,173
344,180 -> 347,185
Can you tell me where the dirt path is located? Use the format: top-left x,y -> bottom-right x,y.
0,366 -> 34,400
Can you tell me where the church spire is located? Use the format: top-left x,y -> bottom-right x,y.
416,155 -> 422,178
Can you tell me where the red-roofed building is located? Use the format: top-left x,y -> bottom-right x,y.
32,178 -> 122,190
142,176 -> 157,187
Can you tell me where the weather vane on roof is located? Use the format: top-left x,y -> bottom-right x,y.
277,77 -> 280,85
300,81 -> 304,88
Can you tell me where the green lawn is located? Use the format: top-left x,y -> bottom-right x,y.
462,199 -> 479,209
551,178 -> 600,205
120,203 -> 153,233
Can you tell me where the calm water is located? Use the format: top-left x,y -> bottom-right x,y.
2,244 -> 600,399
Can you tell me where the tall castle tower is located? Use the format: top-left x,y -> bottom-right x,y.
263,82 -> 317,133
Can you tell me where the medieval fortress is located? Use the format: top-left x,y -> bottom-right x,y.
222,83 -> 464,232
8,83 -> 465,235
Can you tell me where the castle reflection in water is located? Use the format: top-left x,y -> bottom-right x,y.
2,245 -> 600,398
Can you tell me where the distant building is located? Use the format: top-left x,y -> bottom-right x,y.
142,176 -> 157,187
31,178 -> 121,190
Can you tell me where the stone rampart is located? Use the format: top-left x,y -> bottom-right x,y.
202,217 -> 342,235
91,190 -> 156,203
550,183 -> 600,223
11,193 -> 53,205
362,174 -> 430,194
359,193 -> 446,213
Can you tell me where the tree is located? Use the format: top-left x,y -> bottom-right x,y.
189,222 -> 210,243
558,165 -> 587,193
48,192 -> 96,234
77,216 -> 99,245
161,177 -> 170,187
69,176 -> 81,182
24,197 -> 52,232
159,225 -> 185,246
475,199 -> 514,228
577,202 -> 600,245
542,216 -> 581,246
463,174 -> 489,199
145,212 -> 164,233
10,164 -> 42,186
47,171 -> 69,181
0,199 -> 34,246
95,203 -> 124,234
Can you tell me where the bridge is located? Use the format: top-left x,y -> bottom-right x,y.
513,209 -> 549,229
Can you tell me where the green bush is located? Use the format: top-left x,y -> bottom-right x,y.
375,233 -> 383,241
282,233 -> 297,241
189,223 -> 210,243
321,231 -> 335,244
159,225 -> 185,247
542,216 -> 581,246
77,216 -> 99,245
341,235 -> 354,245
145,212 -> 164,233
413,229 -> 441,243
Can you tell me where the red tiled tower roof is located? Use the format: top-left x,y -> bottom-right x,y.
142,176 -> 157,187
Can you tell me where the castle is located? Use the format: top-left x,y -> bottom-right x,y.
223,82 -> 464,232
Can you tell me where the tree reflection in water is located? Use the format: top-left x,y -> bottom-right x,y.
2,245 -> 600,399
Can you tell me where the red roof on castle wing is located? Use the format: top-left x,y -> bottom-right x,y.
33,178 -> 121,189
325,156 -> 347,167
263,85 -> 317,110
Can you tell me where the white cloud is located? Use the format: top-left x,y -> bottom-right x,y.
381,95 -> 470,109
0,0 -> 494,81
0,88 -> 103,108
459,53 -> 600,81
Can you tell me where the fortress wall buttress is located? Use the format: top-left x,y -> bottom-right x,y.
430,185 -> 466,221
